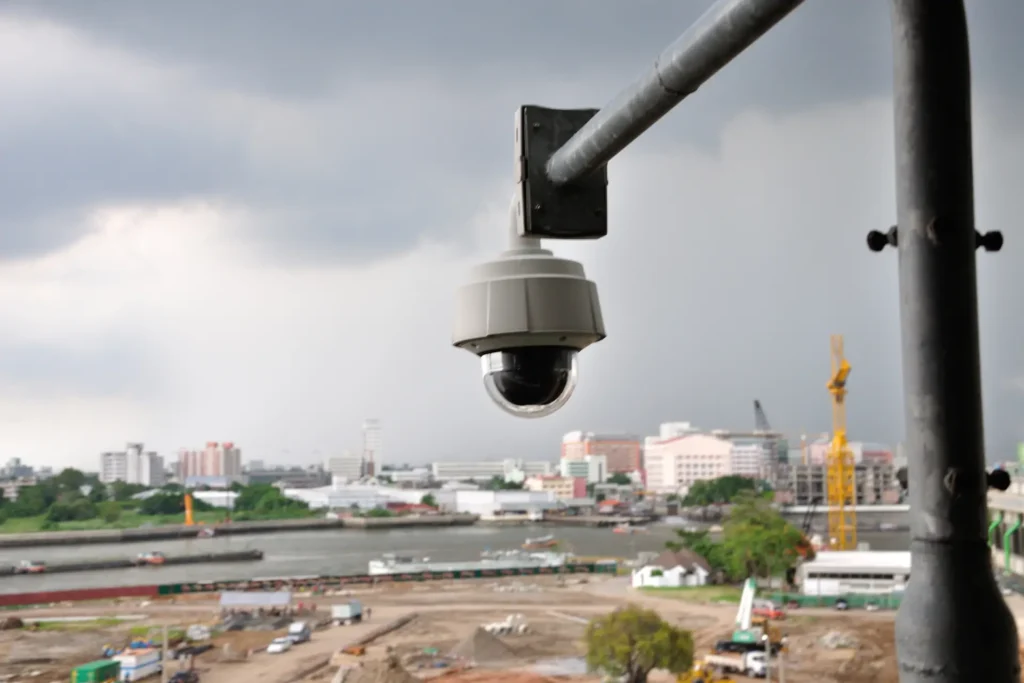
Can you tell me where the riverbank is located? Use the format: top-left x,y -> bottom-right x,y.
0,549 -> 263,577
0,514 -> 478,549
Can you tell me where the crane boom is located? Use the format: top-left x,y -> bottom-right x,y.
826,334 -> 857,550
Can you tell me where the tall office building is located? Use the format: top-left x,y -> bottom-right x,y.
99,443 -> 165,486
362,419 -> 381,477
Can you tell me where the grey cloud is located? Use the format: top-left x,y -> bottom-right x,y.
0,341 -> 161,398
3,0 -> 1023,264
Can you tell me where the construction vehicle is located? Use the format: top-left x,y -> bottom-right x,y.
340,645 -> 365,656
676,659 -> 736,683
826,334 -> 857,550
722,578 -> 785,654
705,651 -> 767,678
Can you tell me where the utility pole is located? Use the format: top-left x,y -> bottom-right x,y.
477,0 -> 1017,679
161,623 -> 169,683
882,1 -> 1018,680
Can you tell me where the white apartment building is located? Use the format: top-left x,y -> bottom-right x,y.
99,443 -> 165,486
431,459 -> 554,482
324,453 -> 365,482
643,433 -> 733,494
559,454 -> 607,484
178,442 -> 243,479
729,442 -> 770,478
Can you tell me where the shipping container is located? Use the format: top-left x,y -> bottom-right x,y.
71,660 -> 120,683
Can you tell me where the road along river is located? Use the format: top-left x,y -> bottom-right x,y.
0,525 -> 908,594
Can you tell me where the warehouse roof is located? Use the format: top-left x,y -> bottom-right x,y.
803,550 -> 910,572
220,590 -> 292,608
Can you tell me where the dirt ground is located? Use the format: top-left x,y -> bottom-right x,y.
13,574 -> 1023,683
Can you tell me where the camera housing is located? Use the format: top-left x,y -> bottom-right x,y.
452,246 -> 605,418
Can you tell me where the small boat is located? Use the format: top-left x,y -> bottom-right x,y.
522,534 -> 558,550
612,524 -> 632,534
197,527 -> 215,538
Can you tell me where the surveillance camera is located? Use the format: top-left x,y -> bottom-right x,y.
452,247 -> 605,418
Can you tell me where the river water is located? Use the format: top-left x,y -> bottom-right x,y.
0,525 -> 909,594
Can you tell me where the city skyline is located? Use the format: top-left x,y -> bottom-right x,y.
1,2 -> 1023,469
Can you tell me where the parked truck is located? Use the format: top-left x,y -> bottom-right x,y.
704,651 -> 767,678
332,600 -> 363,626
71,660 -> 121,683
287,621 -> 312,644
113,649 -> 162,682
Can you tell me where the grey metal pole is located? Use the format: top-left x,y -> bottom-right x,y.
544,0 -> 805,187
890,1 -> 1020,681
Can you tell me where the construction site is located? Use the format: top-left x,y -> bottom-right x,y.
0,569 -> 968,683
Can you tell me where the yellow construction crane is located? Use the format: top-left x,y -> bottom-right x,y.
826,334 -> 857,550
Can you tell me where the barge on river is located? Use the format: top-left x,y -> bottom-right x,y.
368,550 -> 570,576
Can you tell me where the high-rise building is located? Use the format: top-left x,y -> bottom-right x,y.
362,419 -> 382,477
178,442 -> 243,479
324,452 -> 365,482
99,443 -> 165,486
561,431 -> 642,475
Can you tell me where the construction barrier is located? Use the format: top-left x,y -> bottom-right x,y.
156,561 -> 618,596
767,591 -> 904,610
0,584 -> 160,607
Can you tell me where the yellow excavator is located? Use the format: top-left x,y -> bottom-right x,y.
677,660 -> 736,683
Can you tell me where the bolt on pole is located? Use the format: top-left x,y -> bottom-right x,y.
889,1 -> 1019,680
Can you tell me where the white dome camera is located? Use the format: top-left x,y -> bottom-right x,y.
452,232 -> 605,418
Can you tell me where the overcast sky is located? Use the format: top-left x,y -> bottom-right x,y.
1,1 -> 1023,470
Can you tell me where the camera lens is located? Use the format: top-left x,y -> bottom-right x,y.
481,347 -> 578,418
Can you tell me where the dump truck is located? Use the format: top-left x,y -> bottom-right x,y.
71,661 -> 121,683
704,651 -> 767,678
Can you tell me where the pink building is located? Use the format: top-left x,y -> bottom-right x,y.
643,433 -> 733,494
562,431 -> 642,474
178,441 -> 243,479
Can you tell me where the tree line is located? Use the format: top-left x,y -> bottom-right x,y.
0,468 -> 311,529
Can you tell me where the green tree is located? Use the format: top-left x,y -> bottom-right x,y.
485,476 -> 523,491
719,491 -> 807,579
606,473 -> 632,486
46,498 -> 97,523
584,604 -> 694,683
87,483 -> 109,503
420,493 -> 437,508
8,485 -> 54,518
110,481 -> 148,501
53,468 -> 87,493
98,501 -> 122,524
666,529 -> 727,575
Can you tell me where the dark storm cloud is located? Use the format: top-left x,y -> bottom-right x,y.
2,0 -> 1023,263
0,103 -> 242,258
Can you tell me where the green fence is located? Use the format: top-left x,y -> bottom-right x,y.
766,591 -> 903,610
157,561 -> 617,596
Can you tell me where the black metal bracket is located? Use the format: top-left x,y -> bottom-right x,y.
867,225 -> 1003,252
516,106 -> 608,240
